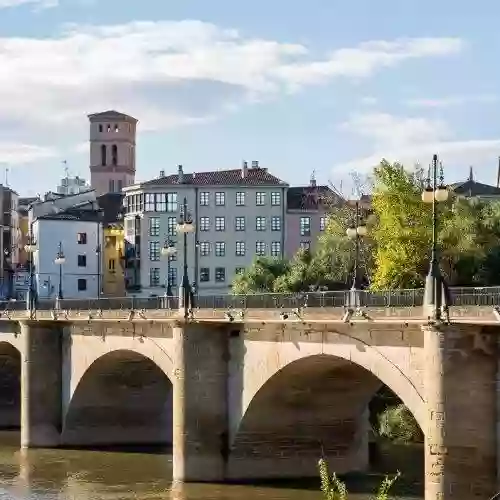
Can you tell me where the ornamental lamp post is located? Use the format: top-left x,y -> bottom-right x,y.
54,241 -> 65,309
161,237 -> 177,303
346,200 -> 367,309
422,153 -> 450,321
176,197 -> 195,319
24,226 -> 37,316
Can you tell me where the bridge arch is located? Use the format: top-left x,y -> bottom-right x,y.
0,341 -> 21,430
62,348 -> 173,447
229,334 -> 424,480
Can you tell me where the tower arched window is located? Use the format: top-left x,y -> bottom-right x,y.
112,145 -> 118,166
100,144 -> 107,166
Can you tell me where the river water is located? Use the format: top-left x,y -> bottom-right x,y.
0,433 -> 422,500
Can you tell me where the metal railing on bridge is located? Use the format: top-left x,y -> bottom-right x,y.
1,286 -> 500,314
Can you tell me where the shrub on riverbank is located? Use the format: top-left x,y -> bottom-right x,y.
318,458 -> 400,500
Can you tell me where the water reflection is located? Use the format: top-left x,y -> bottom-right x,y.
0,433 -> 422,500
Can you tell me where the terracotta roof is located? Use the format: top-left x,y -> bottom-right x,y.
287,185 -> 342,210
88,110 -> 138,122
141,168 -> 287,187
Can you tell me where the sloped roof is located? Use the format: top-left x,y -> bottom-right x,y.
97,193 -> 124,224
141,168 -> 287,187
88,110 -> 138,122
451,180 -> 500,197
287,185 -> 342,210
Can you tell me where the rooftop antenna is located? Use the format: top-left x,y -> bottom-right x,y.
62,160 -> 69,178
4,166 -> 9,187
497,157 -> 500,188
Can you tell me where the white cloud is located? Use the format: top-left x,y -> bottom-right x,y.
360,96 -> 378,106
0,21 -> 464,143
0,142 -> 58,164
406,94 -> 498,108
334,112 -> 500,175
0,0 -> 57,9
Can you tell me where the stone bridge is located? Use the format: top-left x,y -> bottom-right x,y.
0,305 -> 499,500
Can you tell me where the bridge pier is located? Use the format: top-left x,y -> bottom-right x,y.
20,321 -> 63,448
172,322 -> 229,482
423,324 -> 497,500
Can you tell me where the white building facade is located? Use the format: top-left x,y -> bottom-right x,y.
123,162 -> 288,297
32,217 -> 102,300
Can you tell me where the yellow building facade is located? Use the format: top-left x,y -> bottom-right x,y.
102,225 -> 125,297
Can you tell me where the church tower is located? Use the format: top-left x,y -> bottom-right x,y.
88,110 -> 138,196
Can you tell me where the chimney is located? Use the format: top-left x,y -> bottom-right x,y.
177,164 -> 184,184
241,161 -> 248,178
159,170 -> 165,178
251,160 -> 259,169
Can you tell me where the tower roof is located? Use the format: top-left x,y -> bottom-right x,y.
87,110 -> 138,123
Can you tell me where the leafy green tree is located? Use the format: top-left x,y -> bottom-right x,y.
231,256 -> 289,294
378,404 -> 422,444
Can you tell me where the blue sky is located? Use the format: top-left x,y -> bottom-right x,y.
1,0 -> 500,197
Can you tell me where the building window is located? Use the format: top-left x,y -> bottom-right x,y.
114,124 -> 119,132
149,241 -> 160,261
255,241 -> 266,256
111,144 -> 118,165
236,192 -> 245,206
77,232 -> 87,244
167,217 -> 177,236
235,267 -> 245,275
271,216 -> 281,231
215,192 -> 225,206
271,241 -> 281,257
235,216 -> 245,231
199,241 -> 211,256
168,267 -> 177,287
77,278 -> 87,291
200,267 -> 210,282
256,192 -> 266,206
108,258 -> 116,271
215,216 -> 225,231
149,217 -> 160,237
236,241 -> 246,256
107,124 -> 111,132
149,268 -> 160,287
109,180 -> 115,192
99,124 -> 103,133
167,193 -> 178,212
145,193 -> 177,212
215,242 -> 226,257
215,267 -> 226,282
271,192 -> 281,206
256,216 -> 266,231
200,192 -> 210,206
320,216 -> 327,231
300,241 -> 311,251
100,144 -> 106,166
117,179 -> 123,191
77,255 -> 87,267
300,216 -> 311,236
200,217 -> 210,231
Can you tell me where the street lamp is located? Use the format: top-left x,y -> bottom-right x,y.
3,248 -> 11,300
346,201 -> 367,308
54,242 -> 65,307
24,227 -> 37,316
422,153 -> 450,321
176,197 -> 195,319
95,243 -> 101,299
161,237 -> 177,300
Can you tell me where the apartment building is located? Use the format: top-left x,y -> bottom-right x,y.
285,177 -> 341,258
123,161 -> 288,296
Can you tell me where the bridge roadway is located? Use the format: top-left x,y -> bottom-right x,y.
0,299 -> 498,500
